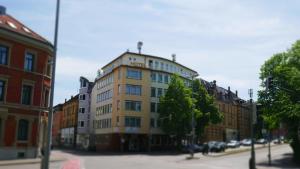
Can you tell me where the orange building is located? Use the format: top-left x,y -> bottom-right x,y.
61,95 -> 79,147
201,80 -> 251,142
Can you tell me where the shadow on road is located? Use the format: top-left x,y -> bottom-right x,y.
256,153 -> 300,169
53,147 -> 188,157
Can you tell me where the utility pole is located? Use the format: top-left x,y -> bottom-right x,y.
41,0 -> 60,168
248,89 -> 256,169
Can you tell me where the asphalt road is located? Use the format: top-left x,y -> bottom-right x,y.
1,144 -> 298,169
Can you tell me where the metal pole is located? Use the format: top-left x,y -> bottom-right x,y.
268,131 -> 271,165
41,0 -> 60,168
248,89 -> 256,169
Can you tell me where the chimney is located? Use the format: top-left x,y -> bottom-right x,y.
228,86 -> 231,92
172,54 -> 176,62
65,98 -> 67,103
0,6 -> 6,15
137,41 -> 143,54
235,90 -> 238,97
213,80 -> 216,88
71,95 -> 73,99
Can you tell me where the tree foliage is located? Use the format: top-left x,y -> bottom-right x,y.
192,79 -> 223,138
258,40 -> 300,163
159,75 -> 223,145
159,74 -> 193,142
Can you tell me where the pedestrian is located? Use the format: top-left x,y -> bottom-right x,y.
202,143 -> 209,155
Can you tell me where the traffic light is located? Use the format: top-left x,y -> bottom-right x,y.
266,76 -> 274,91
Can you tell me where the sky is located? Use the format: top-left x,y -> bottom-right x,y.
2,0 -> 300,104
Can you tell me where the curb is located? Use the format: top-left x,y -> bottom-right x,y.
0,157 -> 67,166
210,144 -> 283,157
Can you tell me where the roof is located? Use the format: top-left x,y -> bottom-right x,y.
102,51 -> 198,75
0,14 -> 52,46
199,78 -> 246,104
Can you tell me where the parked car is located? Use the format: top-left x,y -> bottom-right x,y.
256,138 -> 267,144
208,141 -> 226,152
182,144 -> 204,153
227,140 -> 240,148
241,139 -> 252,146
273,139 -> 281,144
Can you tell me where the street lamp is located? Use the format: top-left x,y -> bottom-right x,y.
41,0 -> 60,169
248,89 -> 256,169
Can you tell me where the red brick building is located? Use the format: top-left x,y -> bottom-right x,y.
0,6 -> 53,159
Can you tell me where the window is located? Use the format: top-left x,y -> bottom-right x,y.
157,103 -> 161,113
118,84 -> 121,94
125,100 -> 141,111
117,100 -> 120,110
79,108 -> 85,113
150,118 -> 155,128
0,80 -> 5,101
157,88 -> 162,98
151,87 -> 156,97
44,89 -> 49,107
24,52 -> 34,71
0,45 -> 8,65
18,119 -> 29,141
158,74 -> 163,83
96,90 -> 112,102
21,85 -> 32,105
149,60 -> 153,68
160,62 -> 164,70
127,68 -> 142,80
155,61 -> 159,69
79,121 -> 84,127
118,68 -> 121,79
125,116 -> 141,127
126,84 -> 141,96
166,64 -> 169,71
151,72 -> 156,82
79,94 -> 86,100
164,75 -> 169,84
150,102 -> 156,113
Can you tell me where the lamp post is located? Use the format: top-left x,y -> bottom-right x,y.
41,0 -> 60,168
248,89 -> 256,169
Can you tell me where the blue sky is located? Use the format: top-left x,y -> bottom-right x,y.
2,0 -> 300,104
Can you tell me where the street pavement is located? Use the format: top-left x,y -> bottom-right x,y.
0,144 -> 298,169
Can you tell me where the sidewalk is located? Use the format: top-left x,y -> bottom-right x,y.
0,153 -> 67,166
209,143 -> 282,157
257,152 -> 299,169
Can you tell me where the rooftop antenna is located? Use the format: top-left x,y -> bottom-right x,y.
137,41 -> 143,54
172,54 -> 176,62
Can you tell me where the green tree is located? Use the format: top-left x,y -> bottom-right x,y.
192,79 -> 223,140
159,74 -> 193,147
258,40 -> 300,163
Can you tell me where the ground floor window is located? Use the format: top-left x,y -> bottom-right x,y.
17,119 -> 29,141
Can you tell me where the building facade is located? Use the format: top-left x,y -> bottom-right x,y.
0,6 -> 53,159
61,95 -> 79,148
201,80 -> 251,142
52,104 -> 63,147
90,52 -> 198,151
77,77 -> 93,149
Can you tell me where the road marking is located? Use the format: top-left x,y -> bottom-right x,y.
62,158 -> 81,169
